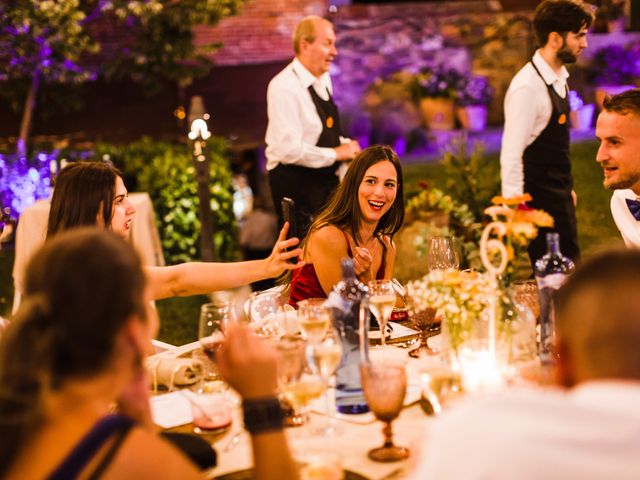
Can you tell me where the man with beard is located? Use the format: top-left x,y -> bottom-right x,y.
596,89 -> 640,248
500,0 -> 593,265
266,16 -> 361,239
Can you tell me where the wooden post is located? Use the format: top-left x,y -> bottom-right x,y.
190,122 -> 215,262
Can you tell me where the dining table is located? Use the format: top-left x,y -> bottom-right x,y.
148,322 -> 549,480
12,192 -> 165,313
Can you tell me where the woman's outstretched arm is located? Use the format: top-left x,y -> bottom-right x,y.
146,223 -> 303,300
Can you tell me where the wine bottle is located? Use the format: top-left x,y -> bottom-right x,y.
324,258 -> 370,414
534,232 -> 575,364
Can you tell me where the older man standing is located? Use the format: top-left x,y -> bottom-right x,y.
595,89 -> 640,248
266,15 -> 360,239
500,0 -> 592,265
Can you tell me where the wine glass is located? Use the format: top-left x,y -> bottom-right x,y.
368,280 -> 396,347
305,328 -> 343,436
360,361 -> 410,462
406,298 -> 440,358
197,302 -> 233,381
276,337 -> 324,427
248,290 -> 285,339
427,236 -> 460,272
297,298 -> 331,344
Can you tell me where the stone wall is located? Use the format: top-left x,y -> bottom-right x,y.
194,0 -> 326,65
201,0 -> 536,138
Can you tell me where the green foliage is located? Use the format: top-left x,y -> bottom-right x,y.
0,0 -> 246,136
105,0 -> 244,91
404,183 -> 482,270
440,138 -> 501,222
95,137 -> 238,264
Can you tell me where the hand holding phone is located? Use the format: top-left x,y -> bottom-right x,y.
281,197 -> 298,264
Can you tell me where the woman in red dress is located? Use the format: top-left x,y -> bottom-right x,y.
288,145 -> 404,307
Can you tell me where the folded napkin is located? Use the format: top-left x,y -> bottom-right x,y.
146,357 -> 204,391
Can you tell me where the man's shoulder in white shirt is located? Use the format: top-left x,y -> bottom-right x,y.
411,382 -> 640,479
611,189 -> 640,248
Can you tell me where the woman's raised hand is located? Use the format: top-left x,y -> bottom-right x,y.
217,323 -> 279,399
353,246 -> 373,282
263,222 -> 304,278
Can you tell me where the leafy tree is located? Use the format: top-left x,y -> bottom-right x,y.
0,0 -> 244,151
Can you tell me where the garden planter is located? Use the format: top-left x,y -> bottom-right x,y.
569,104 -> 595,131
594,85 -> 636,110
419,97 -> 455,130
456,104 -> 488,131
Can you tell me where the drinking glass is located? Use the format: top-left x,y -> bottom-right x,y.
360,361 -> 410,462
248,290 -> 285,339
409,307 -> 440,358
197,302 -> 233,381
297,298 -> 331,344
188,383 -> 232,435
276,337 -> 324,427
305,328 -> 343,436
368,280 -> 396,347
427,236 -> 460,271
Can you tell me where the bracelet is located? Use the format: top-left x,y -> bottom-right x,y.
242,396 -> 284,434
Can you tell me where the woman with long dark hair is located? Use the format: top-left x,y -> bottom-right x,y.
43,161 -> 303,301
0,228 -> 204,478
0,229 -> 296,479
288,145 -> 404,306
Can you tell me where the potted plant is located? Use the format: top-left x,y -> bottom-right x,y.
454,74 -> 494,131
412,68 -> 463,130
588,44 -> 639,109
568,90 -> 595,131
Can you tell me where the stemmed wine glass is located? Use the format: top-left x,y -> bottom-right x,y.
247,290 -> 285,338
368,280 -> 396,347
427,236 -> 460,272
360,361 -> 410,462
305,328 -> 343,436
407,301 -> 440,358
276,337 -> 324,427
297,298 -> 331,344
198,302 -> 234,381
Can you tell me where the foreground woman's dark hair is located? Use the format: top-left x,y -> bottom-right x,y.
0,228 -> 146,476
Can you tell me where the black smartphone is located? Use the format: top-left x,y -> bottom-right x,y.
281,197 -> 298,264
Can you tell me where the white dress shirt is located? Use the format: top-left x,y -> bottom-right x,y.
611,189 -> 640,248
265,58 -> 345,171
500,50 -> 570,198
411,381 -> 640,479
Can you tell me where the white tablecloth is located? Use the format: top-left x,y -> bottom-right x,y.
12,192 -> 165,313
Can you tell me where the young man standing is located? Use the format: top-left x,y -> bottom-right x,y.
500,0 -> 593,264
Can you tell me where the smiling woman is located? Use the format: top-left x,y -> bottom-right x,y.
287,145 -> 405,307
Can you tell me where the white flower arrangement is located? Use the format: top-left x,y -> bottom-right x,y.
407,269 -> 495,351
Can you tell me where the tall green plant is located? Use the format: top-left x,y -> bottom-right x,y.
0,0 -> 245,150
95,137 -> 238,264
440,138 -> 500,223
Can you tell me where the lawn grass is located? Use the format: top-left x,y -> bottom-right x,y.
0,139 -> 623,345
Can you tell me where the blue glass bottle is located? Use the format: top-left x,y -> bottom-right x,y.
534,233 -> 575,364
325,258 -> 370,414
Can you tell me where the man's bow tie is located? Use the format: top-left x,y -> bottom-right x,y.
625,198 -> 640,221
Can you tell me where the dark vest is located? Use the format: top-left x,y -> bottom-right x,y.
523,59 -> 580,262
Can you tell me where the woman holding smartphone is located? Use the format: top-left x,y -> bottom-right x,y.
22,161 -> 303,304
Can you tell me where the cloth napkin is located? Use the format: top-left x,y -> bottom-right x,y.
146,356 -> 204,391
